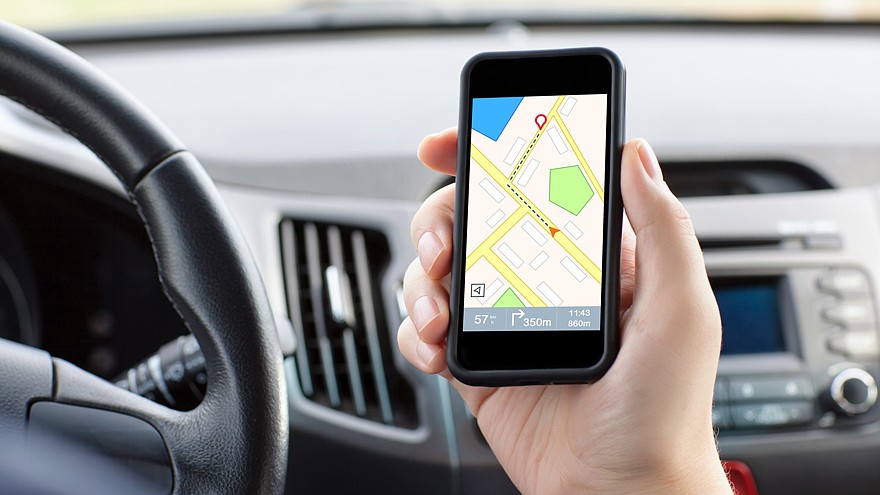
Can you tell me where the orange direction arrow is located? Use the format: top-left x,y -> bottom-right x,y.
549,227 -> 560,238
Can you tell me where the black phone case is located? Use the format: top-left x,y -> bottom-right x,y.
447,47 -> 625,386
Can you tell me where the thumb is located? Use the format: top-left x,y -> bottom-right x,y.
618,137 -> 721,387
620,139 -> 707,298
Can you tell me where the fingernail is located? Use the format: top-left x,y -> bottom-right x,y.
416,340 -> 440,367
411,296 -> 439,333
636,139 -> 663,183
418,232 -> 443,274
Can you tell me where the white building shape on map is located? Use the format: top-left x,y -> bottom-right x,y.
563,221 -> 583,240
498,243 -> 524,268
561,256 -> 587,282
486,209 -> 506,228
521,220 -> 547,246
516,158 -> 540,187
529,251 -> 549,270
503,137 -> 527,165
479,178 -> 505,203
537,282 -> 563,306
560,96 -> 578,116
547,126 -> 569,154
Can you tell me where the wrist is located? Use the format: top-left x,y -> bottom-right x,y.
567,437 -> 733,495
627,458 -> 732,495
586,459 -> 732,495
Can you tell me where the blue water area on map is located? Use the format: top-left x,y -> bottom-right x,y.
472,97 -> 524,141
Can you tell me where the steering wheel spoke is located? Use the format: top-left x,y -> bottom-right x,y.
0,338 -> 229,493
50,358 -> 242,494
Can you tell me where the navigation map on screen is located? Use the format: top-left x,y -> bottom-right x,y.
463,94 -> 607,331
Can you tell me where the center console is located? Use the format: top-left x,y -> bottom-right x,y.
684,186 -> 880,494
712,268 -> 879,433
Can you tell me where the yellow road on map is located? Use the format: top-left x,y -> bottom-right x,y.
469,139 -> 602,285
508,96 -> 565,182
466,207 -> 528,271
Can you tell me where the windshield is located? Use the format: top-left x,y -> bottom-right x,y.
2,0 -> 879,32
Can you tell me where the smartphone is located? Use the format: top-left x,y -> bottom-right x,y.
448,48 -> 625,386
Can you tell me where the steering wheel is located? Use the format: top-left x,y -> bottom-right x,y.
0,21 -> 288,494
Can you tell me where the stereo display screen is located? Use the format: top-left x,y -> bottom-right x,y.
712,277 -> 787,355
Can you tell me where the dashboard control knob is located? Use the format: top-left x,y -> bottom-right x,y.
829,368 -> 878,416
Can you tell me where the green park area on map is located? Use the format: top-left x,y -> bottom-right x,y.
549,165 -> 594,216
492,288 -> 525,308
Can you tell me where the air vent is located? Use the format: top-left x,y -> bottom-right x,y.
280,219 -> 418,429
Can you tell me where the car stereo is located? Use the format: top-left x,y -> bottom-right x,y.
711,267 -> 880,433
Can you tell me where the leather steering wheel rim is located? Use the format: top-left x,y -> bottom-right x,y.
0,21 -> 288,494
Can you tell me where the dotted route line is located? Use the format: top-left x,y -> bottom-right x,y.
506,183 -> 550,228
509,132 -> 540,180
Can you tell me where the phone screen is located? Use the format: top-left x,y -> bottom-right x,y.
463,94 -> 607,333
450,50 -> 622,379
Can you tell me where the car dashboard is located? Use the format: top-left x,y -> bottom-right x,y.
1,22 -> 880,494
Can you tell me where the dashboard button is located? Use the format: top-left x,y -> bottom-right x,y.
731,401 -> 813,428
822,300 -> 876,327
827,330 -> 880,359
817,269 -> 871,296
729,376 -> 814,402
829,368 -> 878,416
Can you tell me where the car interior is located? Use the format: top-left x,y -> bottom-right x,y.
1,1 -> 880,493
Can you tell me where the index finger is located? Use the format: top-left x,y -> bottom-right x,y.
417,127 -> 457,175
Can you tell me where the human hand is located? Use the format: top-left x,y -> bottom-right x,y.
397,128 -> 733,495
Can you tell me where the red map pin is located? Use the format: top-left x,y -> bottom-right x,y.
535,114 -> 547,130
